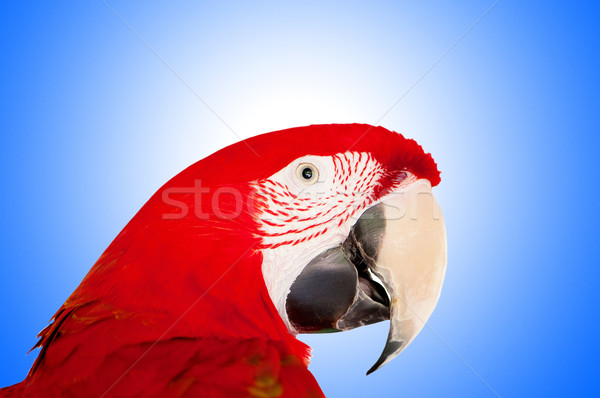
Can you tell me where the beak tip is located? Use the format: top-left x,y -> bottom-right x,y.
366,339 -> 405,375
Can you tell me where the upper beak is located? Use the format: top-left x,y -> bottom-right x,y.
366,179 -> 447,374
285,179 -> 447,374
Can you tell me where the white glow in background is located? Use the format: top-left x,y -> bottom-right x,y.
1,1 -> 598,396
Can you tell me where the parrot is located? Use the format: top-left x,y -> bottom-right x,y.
0,123 -> 446,398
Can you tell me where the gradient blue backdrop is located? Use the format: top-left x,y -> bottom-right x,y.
1,1 -> 598,397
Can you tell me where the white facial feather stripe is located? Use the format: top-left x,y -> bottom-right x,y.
252,152 -> 387,332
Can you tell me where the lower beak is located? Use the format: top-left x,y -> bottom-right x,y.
367,179 -> 447,374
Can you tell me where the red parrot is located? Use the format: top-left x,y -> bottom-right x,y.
0,124 -> 446,398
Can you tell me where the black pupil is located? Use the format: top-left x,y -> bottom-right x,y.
302,167 -> 313,179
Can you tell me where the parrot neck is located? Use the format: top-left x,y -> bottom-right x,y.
33,204 -> 311,374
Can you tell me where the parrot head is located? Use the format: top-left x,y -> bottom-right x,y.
15,123 -> 445,397
238,124 -> 447,373
149,123 -> 445,373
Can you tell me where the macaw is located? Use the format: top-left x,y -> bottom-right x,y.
0,124 -> 446,398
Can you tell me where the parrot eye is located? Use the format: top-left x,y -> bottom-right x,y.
296,163 -> 319,185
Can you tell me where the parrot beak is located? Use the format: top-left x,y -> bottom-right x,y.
365,179 -> 447,374
285,179 -> 446,374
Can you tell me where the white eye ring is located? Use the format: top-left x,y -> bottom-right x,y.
296,163 -> 319,185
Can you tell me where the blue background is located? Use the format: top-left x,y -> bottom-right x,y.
1,1 -> 598,397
